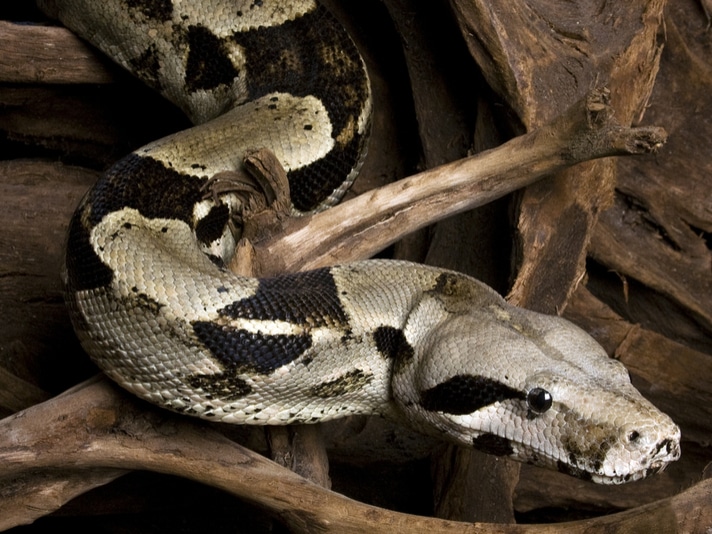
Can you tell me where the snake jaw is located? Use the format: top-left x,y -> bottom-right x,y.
422,394 -> 682,485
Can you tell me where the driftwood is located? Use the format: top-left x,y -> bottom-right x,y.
1,0 -> 711,531
1,376 -> 711,534
252,88 -> 665,276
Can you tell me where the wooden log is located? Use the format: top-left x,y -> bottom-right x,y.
0,160 -> 96,411
588,4 -> 712,338
0,21 -> 115,84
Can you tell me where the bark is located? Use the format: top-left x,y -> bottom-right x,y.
254,89 -> 666,276
588,3 -> 712,344
1,377 -> 711,534
449,0 -> 666,314
0,21 -> 114,84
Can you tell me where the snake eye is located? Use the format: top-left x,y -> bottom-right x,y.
527,387 -> 552,414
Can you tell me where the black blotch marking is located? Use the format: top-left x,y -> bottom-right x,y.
193,321 -> 312,375
286,117 -> 364,212
231,5 -> 369,211
373,326 -> 414,374
420,375 -> 525,415
219,268 -> 348,328
186,372 -> 252,401
309,369 -> 372,398
129,44 -> 162,89
185,25 -> 240,92
206,254 -> 226,268
430,272 -> 460,296
64,208 -> 114,293
472,434 -> 514,457
195,204 -> 230,245
556,460 -> 593,482
86,153 -> 202,226
125,0 -> 173,20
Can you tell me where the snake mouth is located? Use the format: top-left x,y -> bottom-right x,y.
558,461 -> 664,485
553,436 -> 680,485
505,432 -> 681,485
467,424 -> 681,485
552,456 -> 673,485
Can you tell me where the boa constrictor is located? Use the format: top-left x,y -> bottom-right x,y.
40,0 -> 680,484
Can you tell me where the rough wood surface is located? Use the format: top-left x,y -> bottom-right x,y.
450,0 -> 666,315
1,377 -> 711,534
0,21 -> 115,84
588,3 -> 712,343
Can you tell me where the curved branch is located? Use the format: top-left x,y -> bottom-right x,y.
1,377 -> 709,533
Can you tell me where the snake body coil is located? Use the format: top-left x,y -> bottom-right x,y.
41,0 -> 680,484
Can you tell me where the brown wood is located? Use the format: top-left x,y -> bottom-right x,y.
0,21 -> 115,84
588,5 -> 712,339
254,89 -> 666,277
1,377 -> 711,534
449,0 -> 667,315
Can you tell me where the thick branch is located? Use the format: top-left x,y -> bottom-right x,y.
1,377 -> 710,533
255,89 -> 665,275
0,21 -> 115,84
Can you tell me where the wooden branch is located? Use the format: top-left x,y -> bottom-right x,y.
0,468 -> 128,529
448,0 -> 666,315
0,21 -> 115,84
254,88 -> 666,276
1,376 -> 711,533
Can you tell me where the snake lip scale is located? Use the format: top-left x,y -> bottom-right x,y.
41,0 -> 681,485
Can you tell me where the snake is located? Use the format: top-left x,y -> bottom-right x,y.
40,0 -> 681,484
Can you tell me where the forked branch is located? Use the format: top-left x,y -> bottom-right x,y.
253,88 -> 666,276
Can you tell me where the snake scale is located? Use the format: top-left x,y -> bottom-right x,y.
40,0 -> 681,484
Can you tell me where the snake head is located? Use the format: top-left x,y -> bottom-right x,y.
392,297 -> 681,484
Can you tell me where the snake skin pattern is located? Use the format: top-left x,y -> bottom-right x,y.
40,0 -> 681,484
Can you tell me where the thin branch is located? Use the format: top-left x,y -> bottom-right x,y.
254,88 -> 666,276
